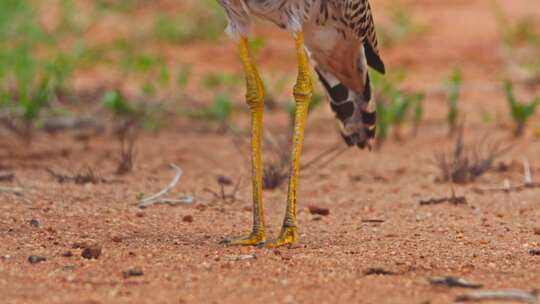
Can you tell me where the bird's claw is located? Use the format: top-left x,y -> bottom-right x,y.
265,226 -> 298,248
220,232 -> 266,247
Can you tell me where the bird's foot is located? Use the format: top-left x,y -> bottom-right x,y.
265,225 -> 298,248
220,231 -> 266,247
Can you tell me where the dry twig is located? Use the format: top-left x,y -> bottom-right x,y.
429,276 -> 483,289
0,186 -> 24,195
419,192 -> 467,206
224,254 -> 257,261
361,219 -> 385,223
138,164 -> 193,208
363,267 -> 395,276
45,167 -> 109,184
523,157 -> 533,185
42,116 -> 105,133
455,289 -> 538,303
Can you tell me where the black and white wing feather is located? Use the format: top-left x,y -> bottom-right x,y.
304,0 -> 385,148
344,0 -> 385,74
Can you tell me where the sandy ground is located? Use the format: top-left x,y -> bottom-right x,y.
1,0 -> 540,303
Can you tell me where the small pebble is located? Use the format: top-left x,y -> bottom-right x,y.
0,172 -> 15,182
364,267 -> 395,276
182,215 -> 193,223
534,228 -> 540,236
123,269 -> 144,278
29,219 -> 40,228
72,242 -> 88,249
308,205 -> 330,216
62,251 -> 73,257
111,236 -> 123,243
28,255 -> 47,264
81,245 -> 102,259
529,249 -> 540,256
217,175 -> 233,185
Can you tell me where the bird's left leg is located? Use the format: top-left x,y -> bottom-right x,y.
222,37 -> 267,246
267,32 -> 312,248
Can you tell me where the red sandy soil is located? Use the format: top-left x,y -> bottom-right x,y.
1,1 -> 540,303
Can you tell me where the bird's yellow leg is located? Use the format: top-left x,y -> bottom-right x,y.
267,32 -> 312,248
222,37 -> 266,246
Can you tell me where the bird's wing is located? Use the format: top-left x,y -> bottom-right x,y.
302,0 -> 384,148
344,0 -> 385,74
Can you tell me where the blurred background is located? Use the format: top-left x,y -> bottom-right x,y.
1,2 -> 540,302
0,0 -> 539,174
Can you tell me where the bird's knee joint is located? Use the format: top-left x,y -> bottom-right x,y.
247,99 -> 264,110
293,89 -> 312,102
246,88 -> 265,109
293,84 -> 313,101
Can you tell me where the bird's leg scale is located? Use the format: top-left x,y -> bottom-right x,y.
222,37 -> 266,246
267,32 -> 312,248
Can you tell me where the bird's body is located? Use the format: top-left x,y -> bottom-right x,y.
220,0 -> 384,147
217,0 -> 385,247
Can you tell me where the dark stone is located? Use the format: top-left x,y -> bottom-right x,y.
28,255 -> 47,264
81,245 -> 102,259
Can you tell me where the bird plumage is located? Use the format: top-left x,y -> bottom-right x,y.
219,0 -> 385,148
217,0 -> 385,247
218,0 -> 385,148
219,0 -> 384,71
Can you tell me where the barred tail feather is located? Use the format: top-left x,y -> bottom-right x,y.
315,68 -> 376,149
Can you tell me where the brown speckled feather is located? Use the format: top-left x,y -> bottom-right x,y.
217,0 -> 385,148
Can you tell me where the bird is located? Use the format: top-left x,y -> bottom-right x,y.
217,0 -> 386,247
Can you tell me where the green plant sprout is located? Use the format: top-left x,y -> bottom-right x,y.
0,0 -> 78,140
491,0 -> 540,48
503,80 -> 539,137
390,92 -> 425,140
177,65 -> 192,93
491,0 -> 540,80
103,90 -> 135,116
447,69 -> 463,135
370,71 -> 425,145
102,90 -> 164,131
411,93 -> 424,136
186,95 -> 234,125
203,72 -> 243,90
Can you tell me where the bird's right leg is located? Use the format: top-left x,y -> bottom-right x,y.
222,37 -> 266,246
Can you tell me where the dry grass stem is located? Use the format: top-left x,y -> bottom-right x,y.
115,119 -> 139,175
203,175 -> 241,204
435,128 -> 510,183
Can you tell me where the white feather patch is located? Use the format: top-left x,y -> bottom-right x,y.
311,27 -> 338,53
